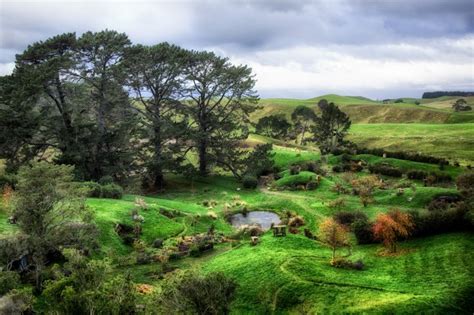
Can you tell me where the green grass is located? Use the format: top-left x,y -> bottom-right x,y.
2,126 -> 473,313
203,232 -> 474,314
253,94 -> 474,124
348,123 -> 474,164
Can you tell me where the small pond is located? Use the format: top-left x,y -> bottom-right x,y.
230,211 -> 281,230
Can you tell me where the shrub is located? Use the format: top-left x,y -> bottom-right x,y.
368,164 -> 403,177
101,183 -> 123,199
332,258 -> 364,270
0,271 -> 20,295
98,175 -> 114,185
0,289 -> 33,314
333,211 -> 368,227
288,215 -> 305,227
152,239 -> 164,248
406,170 -> 428,180
356,147 -> 448,165
409,204 -> 470,237
242,176 -> 258,189
83,181 -> 102,198
456,173 -> 474,195
0,173 -> 16,189
157,272 -> 238,315
305,180 -> 319,190
352,219 -> 375,244
289,165 -> 300,175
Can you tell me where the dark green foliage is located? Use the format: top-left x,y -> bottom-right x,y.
332,258 -> 364,270
42,251 -> 137,314
333,210 -> 369,227
407,170 -> 428,180
100,183 -> 123,199
352,219 -> 375,244
291,106 -> 316,144
244,143 -> 275,177
255,115 -> 291,139
368,163 -> 403,177
422,91 -> 474,98
98,175 -> 114,185
311,100 -> 351,154
83,182 -> 122,199
9,162 -> 97,291
0,173 -> 16,189
157,271 -> 238,315
123,43 -> 190,189
0,271 -> 21,295
409,206 -> 470,237
356,147 -> 449,165
3,31 -> 138,180
452,98 -> 472,112
242,176 -> 258,189
184,50 -> 258,176
83,181 -> 103,198
394,99 -> 404,103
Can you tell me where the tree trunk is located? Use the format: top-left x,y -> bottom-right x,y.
153,124 -> 164,189
198,138 -> 208,176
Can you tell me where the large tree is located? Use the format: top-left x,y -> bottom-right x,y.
255,114 -> 292,140
9,162 -> 97,291
74,30 -> 138,180
183,51 -> 258,176
311,99 -> 351,155
123,43 -> 189,188
291,105 -> 316,145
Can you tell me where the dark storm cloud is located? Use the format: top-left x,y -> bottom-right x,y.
0,0 -> 472,98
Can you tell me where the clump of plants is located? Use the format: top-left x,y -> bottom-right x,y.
83,181 -> 123,199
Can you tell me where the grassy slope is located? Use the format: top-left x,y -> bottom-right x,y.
254,95 -> 474,124
252,94 -> 474,163
348,124 -> 474,164
78,145 -> 472,313
204,232 -> 474,314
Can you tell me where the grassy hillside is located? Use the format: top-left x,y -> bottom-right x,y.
78,148 -> 471,313
253,94 -> 474,124
348,123 -> 474,164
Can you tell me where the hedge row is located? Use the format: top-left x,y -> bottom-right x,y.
355,147 -> 449,165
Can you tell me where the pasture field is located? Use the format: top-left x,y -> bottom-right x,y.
348,123 -> 474,164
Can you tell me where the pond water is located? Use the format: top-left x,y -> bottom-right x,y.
230,211 -> 281,230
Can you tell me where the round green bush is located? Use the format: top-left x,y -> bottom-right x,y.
101,183 -> 123,199
242,176 -> 258,189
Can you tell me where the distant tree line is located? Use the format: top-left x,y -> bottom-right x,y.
422,91 -> 474,99
0,30 -> 262,189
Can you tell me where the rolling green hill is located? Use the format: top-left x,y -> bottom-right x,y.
253,94 -> 474,124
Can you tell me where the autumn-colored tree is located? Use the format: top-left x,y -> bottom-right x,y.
2,184 -> 13,210
373,209 -> 414,253
318,218 -> 351,264
351,175 -> 381,207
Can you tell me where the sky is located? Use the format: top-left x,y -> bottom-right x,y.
0,0 -> 473,99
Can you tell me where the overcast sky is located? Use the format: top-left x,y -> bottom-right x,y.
1,0 -> 473,99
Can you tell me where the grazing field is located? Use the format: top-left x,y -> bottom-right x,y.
348,123 -> 474,164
